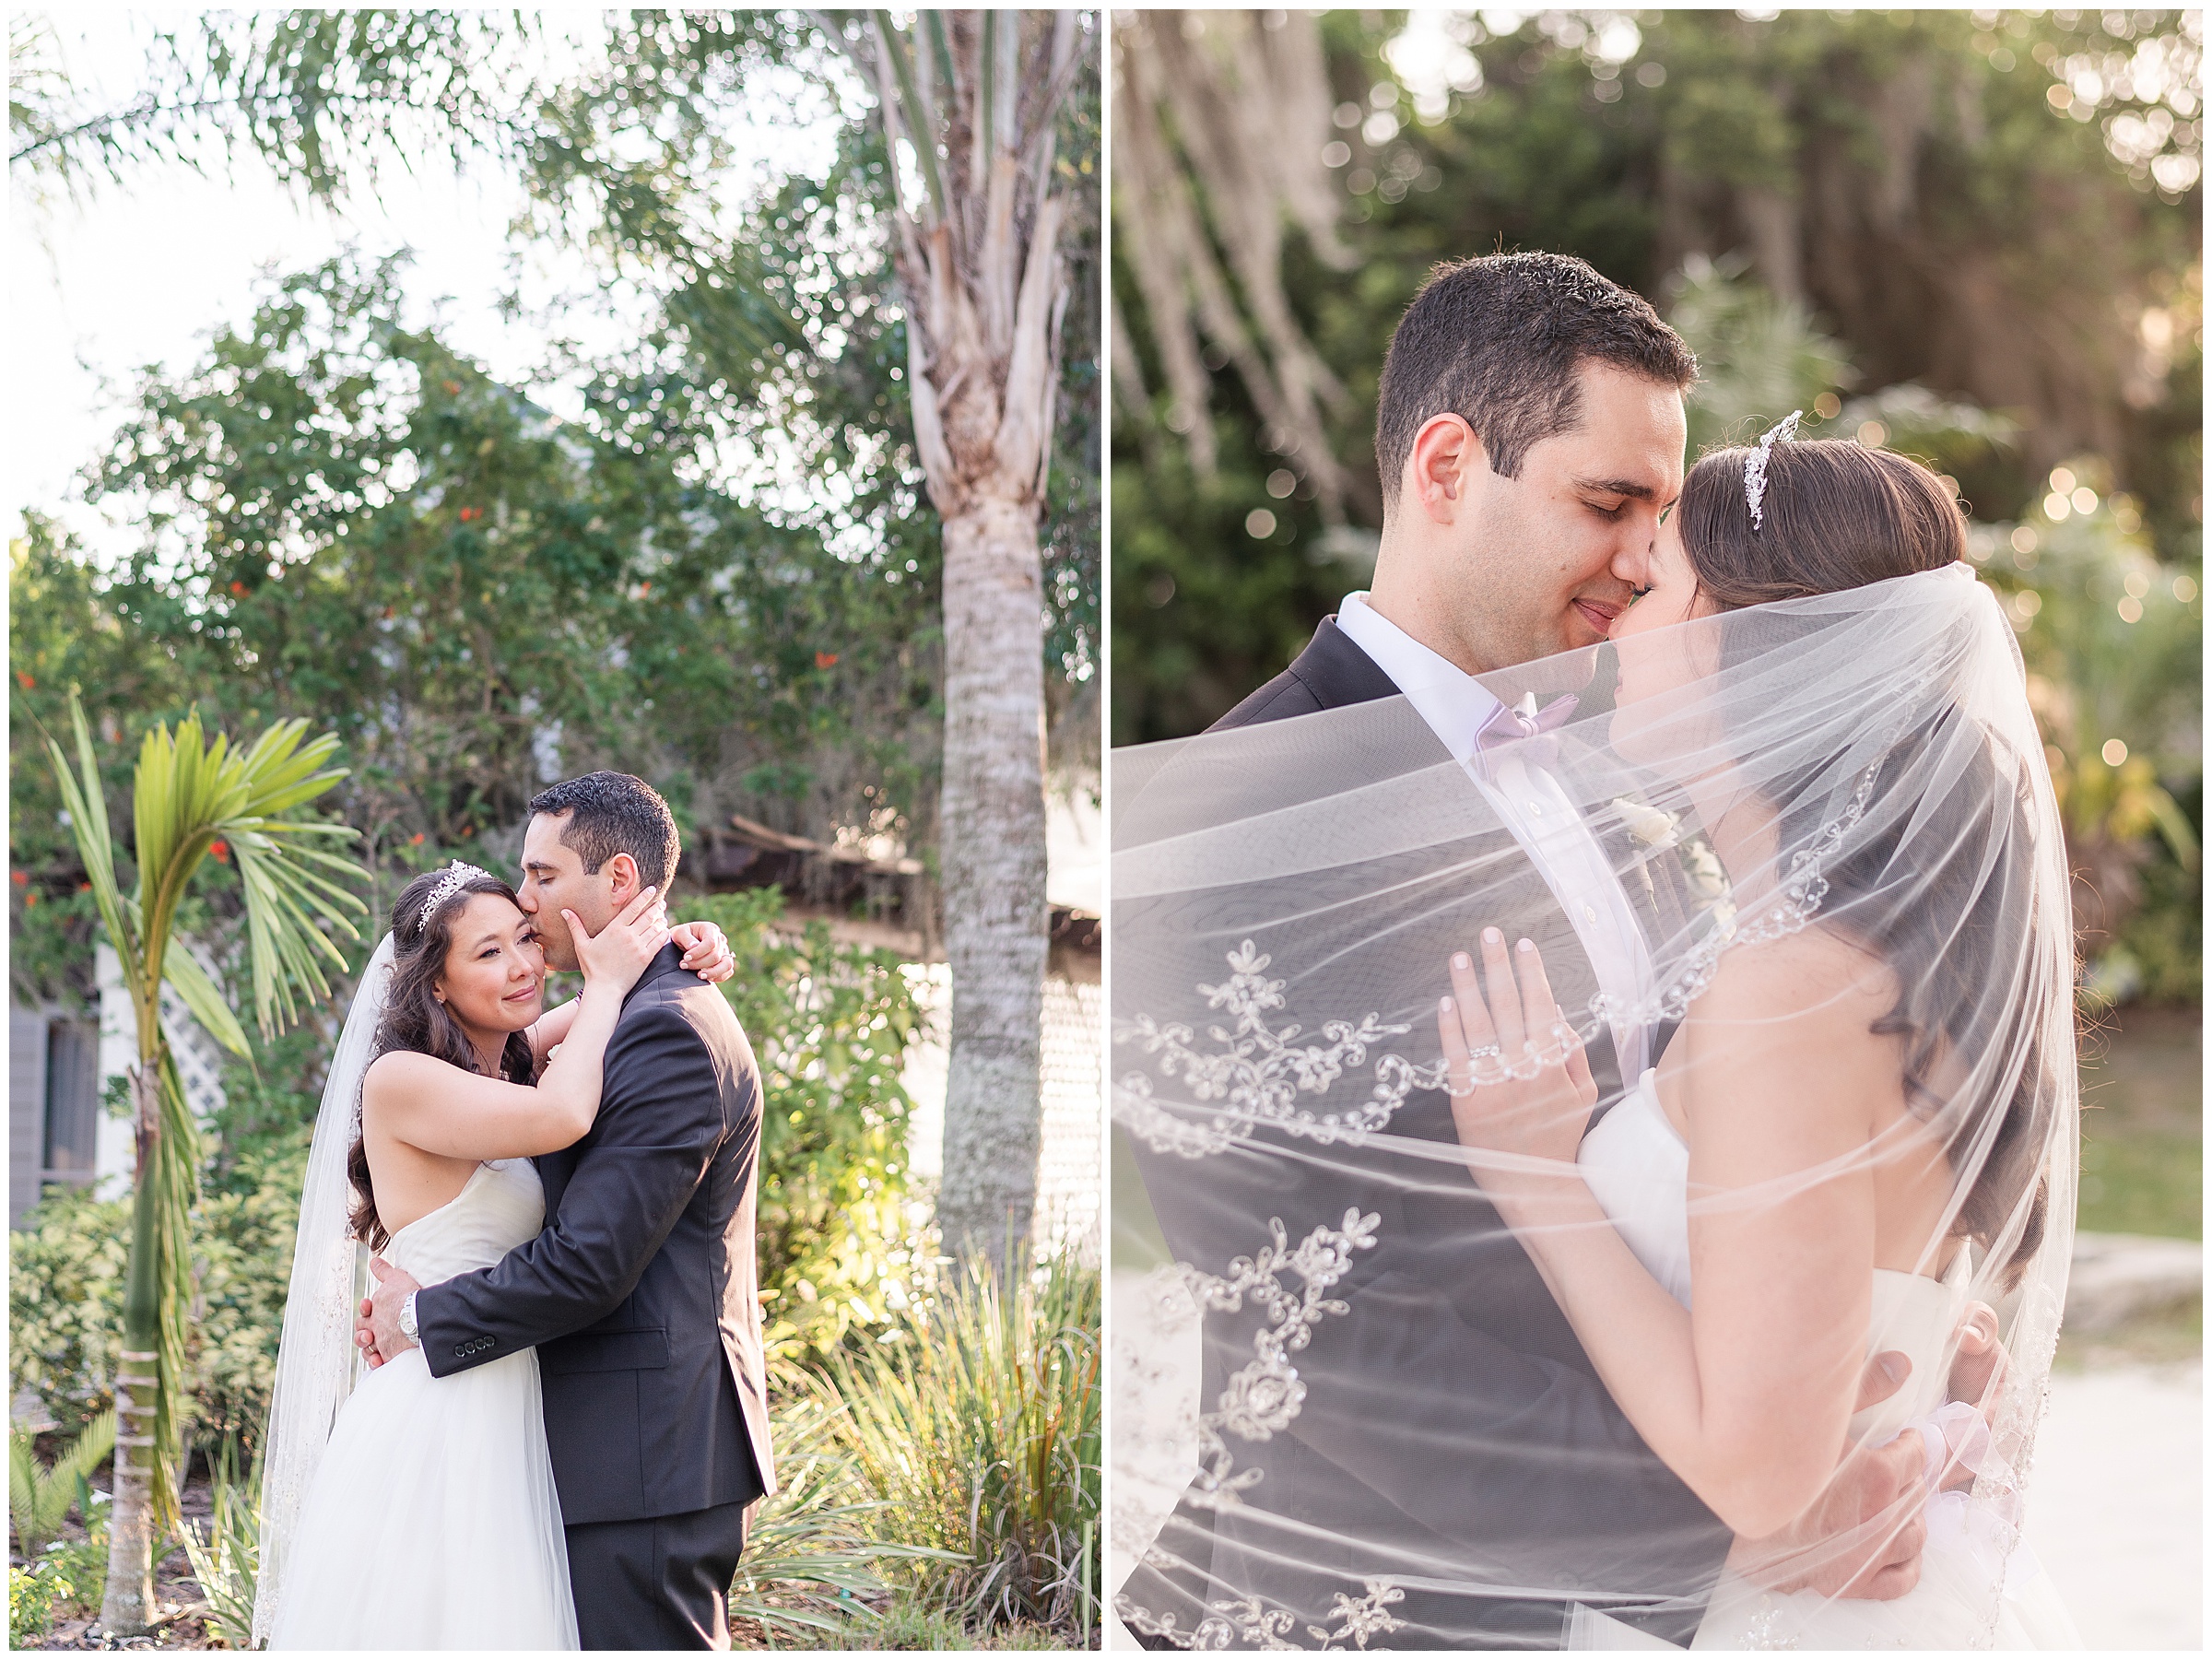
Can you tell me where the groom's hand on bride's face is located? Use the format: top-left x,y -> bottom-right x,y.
356,1256 -> 423,1369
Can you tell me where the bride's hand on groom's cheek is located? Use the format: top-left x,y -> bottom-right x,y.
1436,930 -> 1597,1176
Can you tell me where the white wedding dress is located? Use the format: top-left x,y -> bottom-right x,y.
1571,1071 -> 2082,1650
267,1159 -> 580,1650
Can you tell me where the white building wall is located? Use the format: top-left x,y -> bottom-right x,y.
95,941 -> 229,1198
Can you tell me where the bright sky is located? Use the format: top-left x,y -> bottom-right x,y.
6,11 -> 851,563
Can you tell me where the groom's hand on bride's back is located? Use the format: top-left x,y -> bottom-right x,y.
1723,1350 -> 1926,1600
356,1256 -> 424,1370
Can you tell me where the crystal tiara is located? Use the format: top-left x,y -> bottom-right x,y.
415,861 -> 493,935
1744,409 -> 1803,531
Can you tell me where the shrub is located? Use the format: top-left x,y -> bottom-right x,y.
10,1561 -> 69,1645
673,890 -> 930,1363
727,1377 -> 963,1643
8,1185 -> 128,1439
810,1249 -> 1101,1643
7,1153 -> 305,1468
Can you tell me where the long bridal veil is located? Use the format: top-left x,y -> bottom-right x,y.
1111,564 -> 2077,1648
253,933 -> 394,1646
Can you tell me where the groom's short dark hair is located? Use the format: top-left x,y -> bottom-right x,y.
528,771 -> 681,892
1375,251 -> 1696,505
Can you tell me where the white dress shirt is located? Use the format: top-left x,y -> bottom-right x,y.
1335,592 -> 1653,1077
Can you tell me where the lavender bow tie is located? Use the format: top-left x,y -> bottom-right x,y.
1472,691 -> 1580,781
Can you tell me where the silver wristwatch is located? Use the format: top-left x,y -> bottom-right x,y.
398,1290 -> 420,1342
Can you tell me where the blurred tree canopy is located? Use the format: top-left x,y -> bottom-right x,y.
1113,7 -> 2200,742
11,14 -> 1099,1009
1111,7 -> 2199,998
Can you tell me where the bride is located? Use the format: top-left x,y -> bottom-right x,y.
1437,430 -> 2080,1648
253,863 -> 736,1649
1110,429 -> 2080,1649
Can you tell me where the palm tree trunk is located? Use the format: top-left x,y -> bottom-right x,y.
853,10 -> 1083,1270
935,491 -> 1050,1266
101,1065 -> 165,1635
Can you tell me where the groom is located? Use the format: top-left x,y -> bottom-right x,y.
359,771 -> 773,1649
1124,253 -> 1931,1647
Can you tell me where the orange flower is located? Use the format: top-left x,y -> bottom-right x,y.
229,581 -> 248,595
14,672 -> 31,690
410,833 -> 426,846
209,840 -> 229,863
815,652 -> 839,669
10,871 -> 27,887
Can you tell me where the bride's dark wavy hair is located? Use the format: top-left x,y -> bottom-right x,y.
1674,437 -> 2060,1289
347,868 -> 535,1250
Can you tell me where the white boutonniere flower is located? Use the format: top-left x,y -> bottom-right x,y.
1612,796 -> 1736,934
1610,796 -> 1682,854
1680,839 -> 1736,936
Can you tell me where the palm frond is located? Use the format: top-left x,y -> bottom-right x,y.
9,1410 -> 117,1559
158,937 -> 252,1059
38,700 -> 136,983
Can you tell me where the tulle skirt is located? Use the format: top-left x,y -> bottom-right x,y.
1688,1491 -> 2082,1650
266,1344 -> 579,1650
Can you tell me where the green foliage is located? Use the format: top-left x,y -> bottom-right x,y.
8,1186 -> 130,1441
178,1442 -> 259,1651
7,1157 -> 307,1471
808,1250 -> 1100,1643
190,1138 -> 315,1454
7,1495 -> 110,1642
1666,254 -> 1856,453
9,1411 -> 116,1559
8,524 -> 187,1007
41,1514 -> 111,1628
772,1601 -> 1072,1651
11,1561 -> 71,1645
728,1380 -> 964,1644
672,891 -> 928,1363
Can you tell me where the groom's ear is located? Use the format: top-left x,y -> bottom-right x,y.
1407,412 -> 1485,523
604,851 -> 643,901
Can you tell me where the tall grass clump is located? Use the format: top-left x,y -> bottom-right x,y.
730,1382 -> 964,1643
814,1247 -> 1101,1644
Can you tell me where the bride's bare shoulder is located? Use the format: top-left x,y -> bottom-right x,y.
360,1048 -> 468,1114
1696,924 -> 1900,1033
